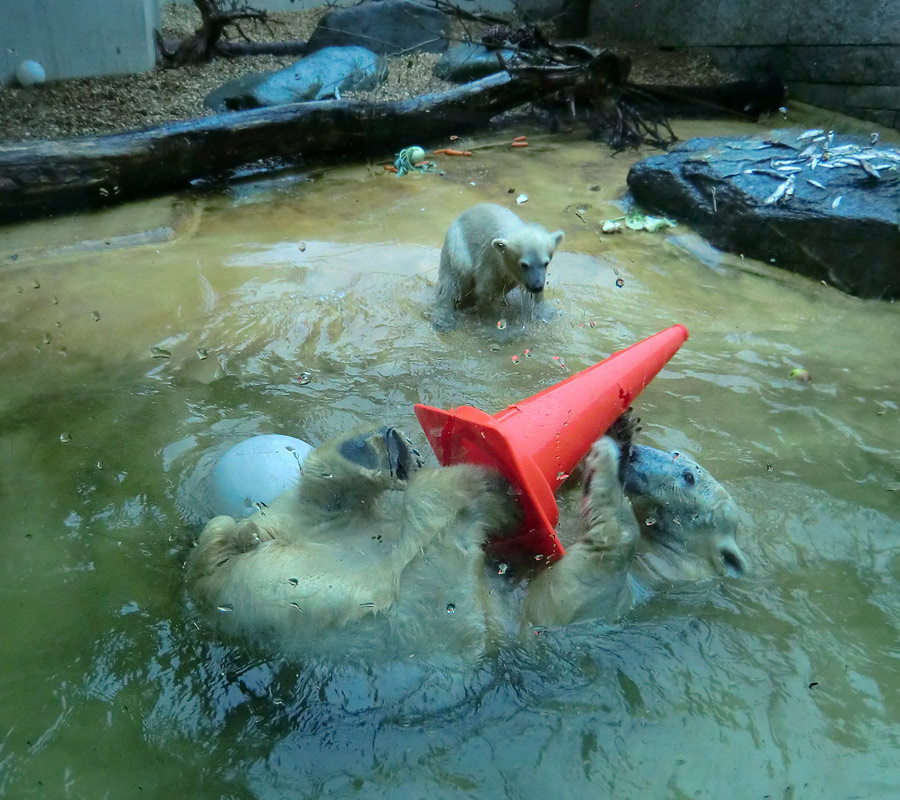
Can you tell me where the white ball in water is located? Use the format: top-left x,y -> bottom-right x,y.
16,60 -> 46,87
206,434 -> 313,520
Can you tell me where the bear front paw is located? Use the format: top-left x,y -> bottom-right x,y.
584,437 -> 620,495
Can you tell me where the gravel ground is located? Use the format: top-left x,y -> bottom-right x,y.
0,4 -> 732,145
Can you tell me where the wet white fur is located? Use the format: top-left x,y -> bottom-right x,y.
186,431 -> 745,664
436,203 -> 564,315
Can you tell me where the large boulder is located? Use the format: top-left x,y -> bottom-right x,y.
433,43 -> 518,84
306,0 -> 450,55
204,46 -> 386,111
627,130 -> 900,299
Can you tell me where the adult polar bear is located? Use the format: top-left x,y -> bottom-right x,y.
186,425 -> 747,663
436,203 -> 565,318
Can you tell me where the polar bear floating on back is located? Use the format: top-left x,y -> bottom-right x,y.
436,203 -> 565,322
186,423 -> 747,664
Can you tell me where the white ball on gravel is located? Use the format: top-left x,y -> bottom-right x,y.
206,434 -> 313,520
16,60 -> 46,87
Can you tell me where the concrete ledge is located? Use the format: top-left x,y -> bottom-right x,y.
1,0 -> 159,85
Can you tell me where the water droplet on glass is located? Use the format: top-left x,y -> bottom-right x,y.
297,371 -> 312,385
59,432 -> 73,443
496,319 -> 507,330
556,471 -> 570,480
288,577 -> 299,586
58,347 -> 67,357
32,279 -> 40,289
216,604 -> 233,613
197,347 -> 208,360
52,295 -> 59,305
615,278 -> 625,288
42,332 -> 52,344
511,355 -> 520,365
446,603 -> 456,614
150,346 -> 171,359
289,602 -> 302,611
91,311 -> 101,322
645,517 -> 657,527
497,563 -> 509,575
298,242 -> 307,252
15,286 -> 24,294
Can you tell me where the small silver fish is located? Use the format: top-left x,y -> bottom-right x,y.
797,128 -> 825,141
807,179 -> 826,189
831,195 -> 843,209
764,177 -> 795,205
860,160 -> 881,179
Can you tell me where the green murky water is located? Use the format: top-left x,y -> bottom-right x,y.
1,116 -> 898,800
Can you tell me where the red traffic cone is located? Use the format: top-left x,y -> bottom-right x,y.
414,324 -> 689,562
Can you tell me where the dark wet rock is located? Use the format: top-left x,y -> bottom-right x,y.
433,43 -> 518,83
306,0 -> 450,56
204,47 -> 386,111
627,130 -> 900,299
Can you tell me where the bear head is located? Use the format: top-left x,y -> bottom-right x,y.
492,224 -> 565,294
620,444 -> 748,579
298,426 -> 424,514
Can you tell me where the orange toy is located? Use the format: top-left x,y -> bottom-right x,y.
415,324 -> 689,562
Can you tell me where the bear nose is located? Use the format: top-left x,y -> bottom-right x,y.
524,281 -> 544,293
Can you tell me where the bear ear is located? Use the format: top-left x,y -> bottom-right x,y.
491,237 -> 508,253
550,230 -> 565,251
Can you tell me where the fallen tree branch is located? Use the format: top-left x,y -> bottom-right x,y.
156,34 -> 307,59
215,39 -> 307,57
426,0 -> 512,29
0,72 -> 544,224
157,0 -> 271,65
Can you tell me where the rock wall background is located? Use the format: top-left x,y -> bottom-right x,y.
588,0 -> 900,130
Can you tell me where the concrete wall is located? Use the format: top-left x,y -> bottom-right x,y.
588,0 -> 900,129
1,0 -> 159,86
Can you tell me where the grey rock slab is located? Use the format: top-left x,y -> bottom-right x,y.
204,47 -> 386,111
433,43 -> 518,83
306,0 -> 450,56
626,130 -> 900,299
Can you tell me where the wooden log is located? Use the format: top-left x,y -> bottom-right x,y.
0,72 -> 539,224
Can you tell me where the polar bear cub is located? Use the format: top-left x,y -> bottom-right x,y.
436,203 -> 565,315
186,425 -> 748,664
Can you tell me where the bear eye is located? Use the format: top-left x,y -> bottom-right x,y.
519,260 -> 529,270
682,470 -> 696,486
